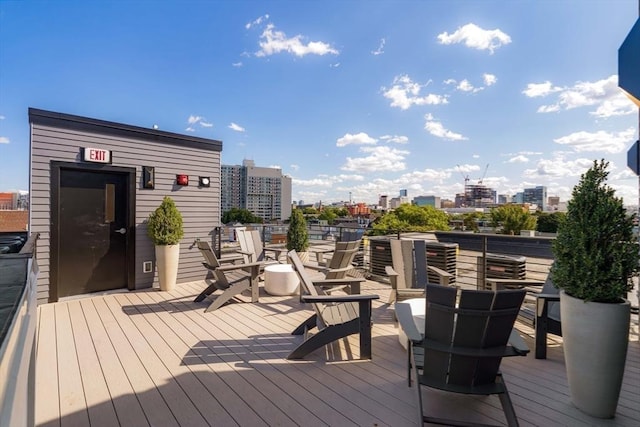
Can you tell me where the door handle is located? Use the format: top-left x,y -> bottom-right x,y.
114,228 -> 127,235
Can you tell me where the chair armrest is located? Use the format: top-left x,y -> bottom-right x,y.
508,329 -> 530,356
217,261 -> 264,272
301,294 -> 379,303
312,277 -> 365,286
394,301 -> 423,343
486,278 -> 545,291
385,266 -> 398,277
536,293 -> 560,301
427,265 -> 454,285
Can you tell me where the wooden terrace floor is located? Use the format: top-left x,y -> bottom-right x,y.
35,279 -> 640,427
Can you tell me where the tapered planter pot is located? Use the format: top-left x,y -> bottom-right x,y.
155,244 -> 180,291
560,290 -> 630,418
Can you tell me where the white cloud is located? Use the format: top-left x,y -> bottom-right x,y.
255,23 -> 339,57
341,146 -> 408,172
371,38 -> 386,55
483,73 -> 497,86
424,114 -> 468,141
445,74 -> 496,93
0,136 -> 9,144
379,134 -> 409,144
452,164 -> 481,174
0,115 -> 5,120
187,115 -> 212,129
382,74 -> 448,110
553,127 -> 635,154
229,122 -> 245,132
523,156 -> 594,179
522,81 -> 563,98
246,14 -> 269,30
188,115 -> 203,124
507,155 -> 529,163
526,75 -> 636,118
437,23 -> 511,54
457,79 -> 476,92
336,132 -> 377,147
232,62 -> 243,67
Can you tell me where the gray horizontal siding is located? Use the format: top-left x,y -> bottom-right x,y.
30,118 -> 222,303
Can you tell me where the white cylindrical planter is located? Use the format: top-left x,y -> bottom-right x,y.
560,291 -> 631,418
155,244 -> 180,292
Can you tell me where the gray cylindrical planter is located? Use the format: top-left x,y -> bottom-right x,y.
156,243 -> 180,291
560,290 -> 631,418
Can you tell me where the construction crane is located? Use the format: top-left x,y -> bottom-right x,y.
456,164 -> 470,187
478,163 -> 489,185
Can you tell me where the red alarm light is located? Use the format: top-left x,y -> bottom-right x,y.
176,174 -> 189,186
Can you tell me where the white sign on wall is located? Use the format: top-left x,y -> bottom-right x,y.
83,147 -> 111,164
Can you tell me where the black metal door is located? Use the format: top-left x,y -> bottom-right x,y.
57,169 -> 129,297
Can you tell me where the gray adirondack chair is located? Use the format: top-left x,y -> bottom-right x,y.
236,228 -> 285,265
396,284 -> 529,426
194,239 -> 263,312
287,250 -> 379,360
306,239 -> 361,283
385,239 -> 454,304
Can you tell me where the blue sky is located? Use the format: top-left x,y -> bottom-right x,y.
1,0 -> 639,205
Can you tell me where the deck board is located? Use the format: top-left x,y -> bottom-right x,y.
35,279 -> 640,427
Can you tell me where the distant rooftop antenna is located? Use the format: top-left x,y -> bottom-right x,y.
152,124 -> 159,130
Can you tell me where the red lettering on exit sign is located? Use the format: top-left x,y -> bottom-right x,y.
83,147 -> 112,164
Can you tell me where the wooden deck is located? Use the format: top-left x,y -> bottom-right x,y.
35,279 -> 640,427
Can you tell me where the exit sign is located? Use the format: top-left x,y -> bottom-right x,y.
83,147 -> 112,164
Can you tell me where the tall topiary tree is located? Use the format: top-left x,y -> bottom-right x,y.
286,208 -> 309,252
551,159 -> 639,303
147,196 -> 184,246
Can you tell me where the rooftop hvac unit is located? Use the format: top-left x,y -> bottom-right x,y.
424,242 -> 458,284
368,237 -> 392,277
477,253 -> 526,290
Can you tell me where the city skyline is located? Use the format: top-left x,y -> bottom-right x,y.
1,1 -> 639,204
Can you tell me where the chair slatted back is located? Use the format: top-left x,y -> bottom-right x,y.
249,230 -> 265,261
390,239 -> 413,291
390,239 -> 431,290
289,250 -> 359,328
421,284 -> 526,388
196,240 -> 230,288
542,276 -> 560,321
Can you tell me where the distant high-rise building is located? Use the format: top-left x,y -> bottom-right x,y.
399,189 -> 408,197
548,196 -> 560,207
221,159 -> 292,222
0,192 -> 18,210
378,195 -> 389,210
498,194 -> 512,204
413,195 -> 441,208
459,184 -> 495,208
524,186 -> 547,211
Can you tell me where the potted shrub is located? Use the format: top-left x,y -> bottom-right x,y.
550,159 -> 639,418
286,208 -> 309,262
147,196 -> 184,291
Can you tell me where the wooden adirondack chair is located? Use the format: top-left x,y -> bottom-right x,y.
306,239 -> 361,282
287,250 -> 379,360
396,284 -> 529,426
385,239 -> 454,304
194,239 -> 264,312
236,228 -> 285,265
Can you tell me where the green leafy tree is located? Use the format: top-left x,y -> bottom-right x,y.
462,212 -> 483,232
371,204 -> 450,235
147,196 -> 184,245
286,209 -> 309,252
536,211 -> 565,233
334,207 -> 349,217
490,204 -> 537,235
551,159 -> 639,302
222,208 -> 263,225
318,208 -> 338,224
303,207 -> 318,215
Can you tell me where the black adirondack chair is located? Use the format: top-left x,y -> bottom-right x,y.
396,284 -> 529,426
